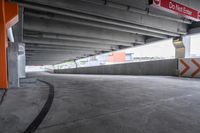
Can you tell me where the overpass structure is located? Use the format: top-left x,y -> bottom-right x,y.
8,0 -> 200,66
0,0 -> 200,88
0,0 -> 199,87
1,1 -> 200,133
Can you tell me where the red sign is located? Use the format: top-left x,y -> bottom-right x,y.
150,0 -> 200,21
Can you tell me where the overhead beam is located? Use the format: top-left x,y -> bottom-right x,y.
26,59 -> 69,62
24,10 -> 176,38
26,56 -> 79,61
24,36 -> 119,50
26,50 -> 101,55
26,56 -> 86,62
26,50 -> 98,56
24,16 -> 146,42
26,53 -> 91,62
75,0 -> 192,24
24,30 -> 137,46
26,62 -> 62,65
25,48 -> 98,53
26,61 -> 62,65
25,44 -> 110,51
11,0 -> 187,35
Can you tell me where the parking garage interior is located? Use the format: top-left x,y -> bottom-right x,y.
1,0 -> 200,133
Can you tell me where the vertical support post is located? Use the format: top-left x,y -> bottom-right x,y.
0,1 -> 18,89
18,43 -> 26,78
74,59 -> 78,68
0,0 -> 8,89
173,37 -> 185,58
183,36 -> 191,58
7,42 -> 19,88
173,36 -> 191,59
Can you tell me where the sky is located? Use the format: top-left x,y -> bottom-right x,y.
123,39 -> 175,58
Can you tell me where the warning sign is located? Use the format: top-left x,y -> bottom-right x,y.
150,0 -> 200,22
179,58 -> 200,78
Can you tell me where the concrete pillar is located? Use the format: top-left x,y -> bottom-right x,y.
7,42 -> 19,88
74,59 -> 78,68
173,37 -> 185,58
183,36 -> 191,58
18,43 -> 26,78
7,43 -> 26,88
173,36 -> 191,58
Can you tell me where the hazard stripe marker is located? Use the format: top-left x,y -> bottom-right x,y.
191,59 -> 200,77
180,59 -> 190,76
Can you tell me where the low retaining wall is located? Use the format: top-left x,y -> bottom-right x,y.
54,59 -> 178,76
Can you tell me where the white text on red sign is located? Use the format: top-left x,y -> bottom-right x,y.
150,0 -> 200,21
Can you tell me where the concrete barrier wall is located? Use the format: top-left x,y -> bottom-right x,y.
54,59 -> 178,76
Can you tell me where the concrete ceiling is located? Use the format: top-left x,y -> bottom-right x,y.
10,0 -> 200,65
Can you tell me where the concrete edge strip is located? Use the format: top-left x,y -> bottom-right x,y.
23,79 -> 54,133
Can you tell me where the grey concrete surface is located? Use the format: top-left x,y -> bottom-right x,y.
55,59 -> 178,76
1,72 -> 200,133
0,76 -> 49,133
35,73 -> 200,133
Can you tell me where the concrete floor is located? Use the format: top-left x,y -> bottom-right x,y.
1,72 -> 200,133
0,76 -> 49,133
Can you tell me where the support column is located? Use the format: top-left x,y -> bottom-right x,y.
173,37 -> 185,58
183,36 -> 191,58
7,42 -> 19,88
0,1 -> 8,89
173,36 -> 191,59
74,59 -> 78,68
7,43 -> 25,88
0,1 -> 18,89
18,43 -> 26,78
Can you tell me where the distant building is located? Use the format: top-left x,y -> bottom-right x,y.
107,52 -> 126,63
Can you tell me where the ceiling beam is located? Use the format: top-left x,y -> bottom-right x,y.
24,16 -> 147,42
11,0 -> 187,34
24,30 -> 137,46
24,36 -> 118,50
24,10 -> 177,38
25,43 -> 111,51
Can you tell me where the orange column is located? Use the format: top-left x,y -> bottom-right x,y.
0,0 -> 8,89
0,0 -> 18,89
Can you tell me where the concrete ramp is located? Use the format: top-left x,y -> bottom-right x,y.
55,59 -> 178,76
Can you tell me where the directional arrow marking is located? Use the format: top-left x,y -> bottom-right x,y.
192,59 -> 200,77
180,59 -> 190,76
